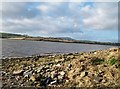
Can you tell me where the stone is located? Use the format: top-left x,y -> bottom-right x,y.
36,66 -> 44,73
69,70 -> 75,74
76,68 -> 80,73
23,70 -> 32,78
30,75 -> 35,82
68,64 -> 72,68
60,71 -> 65,76
51,71 -> 58,78
46,69 -> 50,72
94,52 -> 97,55
55,64 -> 61,67
93,76 -> 103,83
35,74 -> 42,81
98,71 -> 104,77
15,76 -> 20,81
58,75 -> 64,80
66,80 -> 69,83
46,62 -> 54,65
55,59 -> 59,63
44,65 -> 50,69
13,70 -> 24,75
50,80 -> 57,85
80,71 -> 88,77
80,65 -> 85,72
102,79 -> 106,83
21,64 -> 27,68
42,77 -> 52,86
52,55 -> 55,58
1,71 -> 6,76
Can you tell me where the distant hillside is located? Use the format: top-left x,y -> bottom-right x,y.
55,37 -> 75,41
0,32 -> 75,41
0,32 -> 28,38
0,32 -> 119,46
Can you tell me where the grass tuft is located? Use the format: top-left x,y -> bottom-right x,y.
91,57 -> 104,65
108,57 -> 117,65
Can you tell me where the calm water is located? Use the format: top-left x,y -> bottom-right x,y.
1,39 -> 113,57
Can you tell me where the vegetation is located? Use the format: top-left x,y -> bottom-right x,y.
108,57 -> 117,65
91,57 -> 104,65
0,32 -> 28,38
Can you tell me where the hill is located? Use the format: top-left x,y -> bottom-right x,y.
0,32 -> 119,46
0,32 -> 28,38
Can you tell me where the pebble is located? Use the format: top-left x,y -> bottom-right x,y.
23,70 -> 32,78
1,71 -> 6,76
13,70 -> 24,75
50,80 -> 57,85
80,71 -> 88,77
42,77 -> 52,86
55,64 -> 61,67
30,75 -> 35,82
94,52 -> 97,55
58,75 -> 64,80
93,76 -> 103,83
44,65 -> 50,69
55,59 -> 64,63
51,71 -> 58,78
46,62 -> 54,65
36,66 -> 44,73
15,76 -> 20,81
68,64 -> 72,68
60,71 -> 65,76
102,79 -> 106,83
80,65 -> 85,72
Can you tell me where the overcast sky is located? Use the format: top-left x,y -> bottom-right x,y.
1,2 -> 118,42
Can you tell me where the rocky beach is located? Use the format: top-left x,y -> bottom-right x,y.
1,47 -> 120,89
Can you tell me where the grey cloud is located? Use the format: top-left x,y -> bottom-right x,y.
2,16 -> 82,36
1,2 -> 118,42
81,2 -> 118,30
2,2 -> 38,19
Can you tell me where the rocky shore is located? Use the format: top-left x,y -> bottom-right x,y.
1,47 -> 120,89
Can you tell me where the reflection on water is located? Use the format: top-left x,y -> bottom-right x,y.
2,39 -> 113,57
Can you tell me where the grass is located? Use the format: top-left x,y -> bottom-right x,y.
108,57 -> 117,65
91,57 -> 104,65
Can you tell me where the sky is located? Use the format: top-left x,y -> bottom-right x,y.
0,2 -> 118,42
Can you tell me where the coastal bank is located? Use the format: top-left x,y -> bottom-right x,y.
1,47 -> 120,89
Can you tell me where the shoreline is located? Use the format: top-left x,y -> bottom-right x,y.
1,47 -> 112,60
2,38 -> 120,46
1,47 -> 120,88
